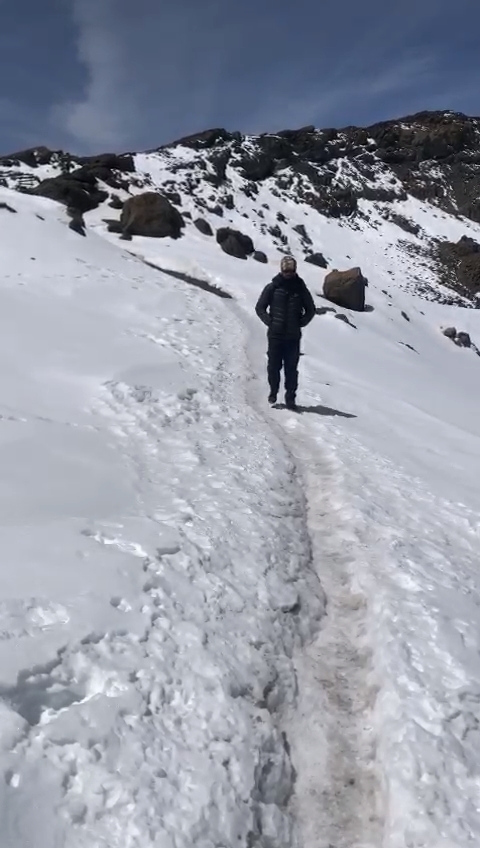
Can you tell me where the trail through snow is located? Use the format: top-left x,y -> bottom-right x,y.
243,310 -> 383,848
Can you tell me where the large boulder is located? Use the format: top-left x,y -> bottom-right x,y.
120,192 -> 185,239
323,267 -> 367,311
216,227 -> 254,259
32,172 -> 108,213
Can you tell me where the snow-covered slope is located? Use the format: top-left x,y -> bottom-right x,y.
1,110 -> 480,847
0,187 -> 323,848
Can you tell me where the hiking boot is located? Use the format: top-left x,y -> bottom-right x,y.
285,396 -> 298,412
268,393 -> 277,405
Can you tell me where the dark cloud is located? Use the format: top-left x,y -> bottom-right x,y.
0,0 -> 478,154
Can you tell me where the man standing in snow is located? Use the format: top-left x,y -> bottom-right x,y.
255,255 -> 315,411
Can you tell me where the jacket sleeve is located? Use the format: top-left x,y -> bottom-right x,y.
299,282 -> 316,327
255,284 -> 272,326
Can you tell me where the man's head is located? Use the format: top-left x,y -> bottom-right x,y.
280,255 -> 297,277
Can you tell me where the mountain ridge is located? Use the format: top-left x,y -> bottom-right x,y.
1,109 -> 480,305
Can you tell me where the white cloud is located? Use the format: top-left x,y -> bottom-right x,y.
53,0 -> 139,151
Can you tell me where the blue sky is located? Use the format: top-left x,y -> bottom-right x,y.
1,0 -> 478,155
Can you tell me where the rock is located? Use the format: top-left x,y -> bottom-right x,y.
323,267 -> 367,311
108,194 -> 124,210
210,204 -> 224,217
442,326 -> 457,338
68,211 -> 86,236
335,313 -> 357,329
389,213 -> 421,235
76,153 -> 135,173
0,202 -> 17,213
32,172 -> 108,213
239,153 -> 275,182
293,223 -> 312,245
119,231 -> 132,241
163,190 -> 182,206
253,250 -> 268,263
456,331 -> 471,347
103,218 -> 123,234
194,218 -> 213,236
216,227 -> 254,259
120,192 -> 185,239
401,311 -> 410,321
305,252 -> 328,268
437,236 -> 480,296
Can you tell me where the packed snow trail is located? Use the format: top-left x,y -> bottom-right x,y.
243,309 -> 383,848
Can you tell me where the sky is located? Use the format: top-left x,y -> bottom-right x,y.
0,0 -> 479,156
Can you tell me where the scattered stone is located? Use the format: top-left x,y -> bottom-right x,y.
324,267 -> 367,311
108,194 -> 124,210
0,202 -> 17,213
335,313 -> 357,329
216,227 -> 254,259
389,213 -> 421,236
456,331 -> 471,347
442,326 -> 457,338
305,252 -> 328,268
253,250 -> 268,263
401,311 -> 410,321
293,223 -> 312,245
103,218 -> 123,234
120,192 -> 185,239
68,209 -> 86,236
194,218 -> 213,236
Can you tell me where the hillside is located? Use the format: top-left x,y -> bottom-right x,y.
0,111 -> 480,847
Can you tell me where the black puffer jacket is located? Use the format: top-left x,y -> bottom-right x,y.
255,273 -> 316,340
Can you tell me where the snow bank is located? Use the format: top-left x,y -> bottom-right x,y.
0,188 -> 323,848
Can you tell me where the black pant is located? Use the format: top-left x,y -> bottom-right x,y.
267,338 -> 300,400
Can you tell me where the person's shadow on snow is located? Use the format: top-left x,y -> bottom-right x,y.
274,403 -> 357,418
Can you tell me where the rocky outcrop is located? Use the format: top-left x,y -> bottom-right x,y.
323,267 -> 367,311
216,227 -> 254,259
32,171 -> 108,213
120,192 -> 185,238
437,235 -> 480,296
194,218 -> 213,236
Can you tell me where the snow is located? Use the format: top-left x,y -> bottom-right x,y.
0,187 -> 322,848
2,144 -> 480,848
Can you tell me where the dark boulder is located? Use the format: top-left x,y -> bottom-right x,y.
76,153 -> 135,173
216,227 -> 254,259
305,252 -> 328,268
108,194 -> 124,210
323,267 -> 367,311
103,218 -> 123,233
253,250 -> 268,263
238,154 -> 275,182
120,192 -> 185,238
194,218 -> 213,236
442,326 -> 457,339
293,223 -> 312,245
32,172 -> 108,213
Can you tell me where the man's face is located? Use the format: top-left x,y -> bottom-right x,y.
282,267 -> 296,279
